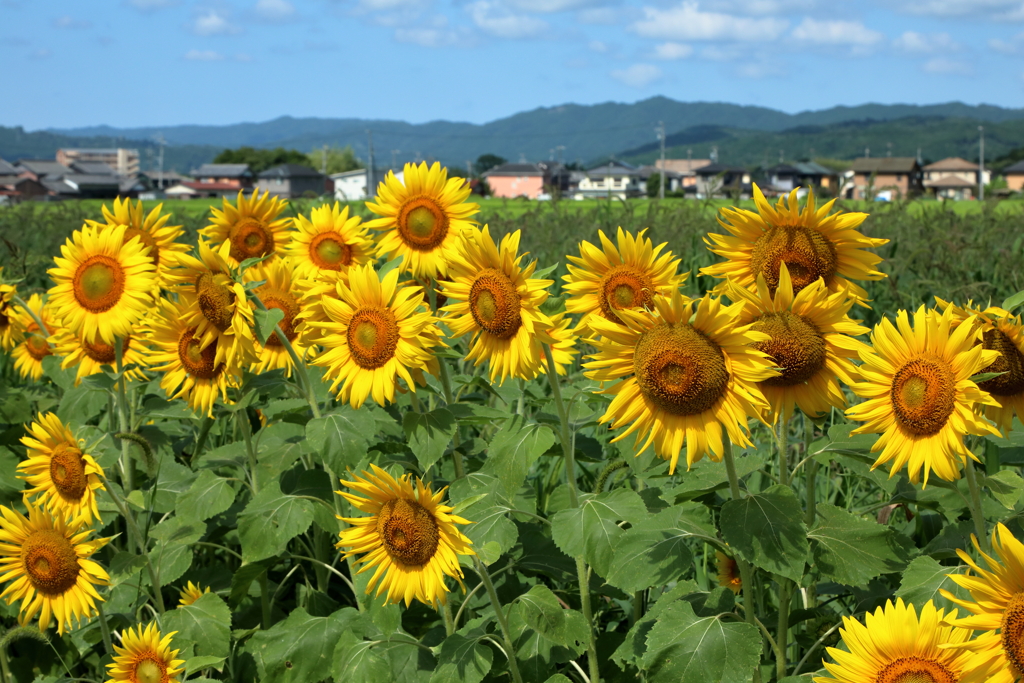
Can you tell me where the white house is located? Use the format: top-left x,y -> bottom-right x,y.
573,161 -> 644,200
332,168 -> 403,202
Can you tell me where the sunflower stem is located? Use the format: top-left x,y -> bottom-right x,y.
191,415 -> 215,461
114,338 -> 134,494
965,457 -> 989,551
472,557 -> 525,683
238,409 -> 259,494
543,344 -> 600,683
0,639 -> 11,683
100,481 -> 167,613
258,571 -> 272,629
250,295 -> 322,419
442,601 -> 456,637
774,414 -> 793,678
95,600 -> 115,657
428,282 -> 466,480
11,295 -> 53,347
803,415 -> 819,612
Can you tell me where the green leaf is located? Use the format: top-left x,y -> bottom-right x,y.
663,450 -> 767,502
254,307 -> 285,346
895,555 -> 972,613
448,473 -> 518,565
1003,289 -> 1024,312
607,503 -> 715,593
248,607 -> 359,683
403,408 -> 457,473
237,482 -> 314,563
551,488 -> 648,577
985,470 -> 1024,508
428,633 -> 493,683
56,385 -> 104,424
810,422 -> 878,458
41,355 -> 75,391
481,415 -> 556,500
184,656 -> 226,676
511,584 -> 588,650
719,484 -> 808,582
229,560 -> 275,607
148,518 -> 205,585
543,677 -> 573,683
332,631 -> 390,683
972,371 -> 1009,383
808,504 -> 912,585
176,470 -> 237,522
640,600 -> 762,683
161,593 -> 231,659
306,408 -> 377,474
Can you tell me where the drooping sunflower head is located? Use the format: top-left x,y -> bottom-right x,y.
365,162 -> 480,278
703,184 -> 888,302
47,224 -> 157,345
310,262 -> 443,408
200,189 -> 291,266
715,551 -> 742,594
584,290 -> 778,473
563,227 -> 687,333
178,581 -> 210,607
10,294 -> 58,382
51,326 -> 151,386
440,226 -> 556,383
106,622 -> 186,683
846,306 -> 1001,485
0,267 -> 25,352
0,503 -> 109,635
86,197 -> 188,290
336,464 -> 474,606
247,258 -> 310,376
288,202 -> 374,281
18,412 -> 105,525
814,599 -> 972,683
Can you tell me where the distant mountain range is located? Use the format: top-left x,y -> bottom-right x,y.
1,97 -> 1021,172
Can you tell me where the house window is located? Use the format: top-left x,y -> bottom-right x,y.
896,174 -> 903,181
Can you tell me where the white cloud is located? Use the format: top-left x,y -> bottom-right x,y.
700,44 -> 744,60
235,52 -> 253,61
503,0 -> 608,11
254,0 -> 295,20
53,16 -> 92,28
922,57 -> 972,74
577,7 -> 620,23
467,1 -> 548,38
892,0 -> 1024,17
990,32 -> 1024,53
589,39 -> 608,52
632,2 -> 789,42
610,63 -> 662,87
190,9 -> 241,35
185,49 -> 225,60
703,0 -> 815,12
126,0 -> 177,9
893,31 -> 960,53
790,18 -> 883,46
29,48 -> 51,59
394,27 -> 463,47
654,41 -> 693,59
736,60 -> 786,77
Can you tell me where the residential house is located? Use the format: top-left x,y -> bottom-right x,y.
765,162 -> 840,196
637,166 -> 683,194
0,177 -> 48,204
57,148 -> 139,177
0,158 -> 20,181
1004,160 -> 1024,193
256,164 -> 328,199
922,157 -> 989,200
482,163 -> 547,199
331,168 -> 403,202
165,183 -> 199,199
14,158 -> 120,199
655,158 -> 712,189
14,159 -> 73,182
574,161 -> 643,200
695,164 -> 751,198
850,157 -> 923,200
191,163 -> 254,189
138,170 -> 189,191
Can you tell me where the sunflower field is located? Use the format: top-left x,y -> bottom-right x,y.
0,163 -> 1024,683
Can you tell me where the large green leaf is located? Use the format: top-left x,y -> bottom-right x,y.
56,385 -> 104,424
719,484 -> 808,582
606,503 -> 715,593
662,451 -> 767,502
985,470 -> 1024,508
237,482 -> 314,563
147,517 -> 205,586
551,488 -> 648,578
428,633 -> 493,683
895,555 -> 971,613
176,470 -> 237,522
448,473 -> 518,565
403,408 -> 457,473
808,504 -> 912,585
481,415 -> 556,499
161,593 -> 231,659
306,408 -> 377,474
511,584 -> 587,650
248,607 -> 362,683
332,631 -> 391,683
640,600 -> 761,683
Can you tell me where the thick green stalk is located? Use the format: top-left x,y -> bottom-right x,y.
473,557 -> 525,683
543,345 -> 600,683
238,410 -> 259,494
775,415 -> 792,678
964,457 -> 989,550
101,482 -> 166,613
11,295 -> 52,343
250,296 -> 322,419
95,600 -> 115,656
804,417 -> 819,612
427,283 -> 466,479
114,339 -> 134,493
258,571 -> 272,629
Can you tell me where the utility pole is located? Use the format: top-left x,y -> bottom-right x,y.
657,121 -> 666,200
155,133 -> 165,191
321,144 -> 328,175
556,145 -> 565,165
366,130 -> 376,200
887,142 -> 892,158
979,125 -> 985,201
391,150 -> 400,171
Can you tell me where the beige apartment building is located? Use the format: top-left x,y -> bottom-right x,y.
56,148 -> 139,176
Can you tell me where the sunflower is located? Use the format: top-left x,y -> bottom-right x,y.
288,202 -> 374,281
178,581 -> 210,607
0,266 -> 24,352
728,263 -> 870,424
544,310 -> 579,376
0,503 -> 109,635
145,297 -> 242,417
50,327 -> 151,386
814,599 -> 973,683
337,464 -> 474,606
584,290 -> 777,473
703,185 -> 888,302
246,258 -> 313,376
440,226 -> 558,383
310,262 -> 442,409
10,294 -> 58,381
200,189 -> 291,266
845,306 -> 1001,485
563,227 -> 686,334
18,412 -> 104,525
715,551 -> 743,594
47,224 -> 156,345
86,197 -> 188,291
365,162 -> 479,278
937,298 -> 1024,434
105,622 -> 185,683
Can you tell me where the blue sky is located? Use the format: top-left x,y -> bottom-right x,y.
1,0 -> 1022,129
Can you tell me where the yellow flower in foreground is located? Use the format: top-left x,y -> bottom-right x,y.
814,599 -> 972,683
365,162 -> 479,278
18,412 -> 104,524
337,464 -> 474,606
0,266 -> 24,352
563,227 -> 686,334
105,622 -> 185,683
0,503 -> 109,635
248,258 -> 311,376
178,581 -> 210,607
50,328 -> 150,386
584,291 -> 777,473
10,294 -> 57,381
86,197 -> 188,290
703,185 -> 887,302
846,306 -> 1000,485
288,202 -> 374,281
48,224 -> 156,344
200,189 -> 290,265
715,551 -> 742,595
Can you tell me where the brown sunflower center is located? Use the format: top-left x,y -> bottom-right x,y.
598,265 -> 655,321
25,327 -> 52,361
875,656 -> 957,683
749,225 -> 838,295
979,328 -> 1024,397
377,497 -> 440,567
72,255 -> 126,313
82,336 -> 130,364
469,268 -> 522,339
133,656 -> 168,683
257,288 -> 299,347
21,528 -> 81,596
397,197 -> 449,251
49,443 -> 88,502
633,321 -> 729,415
195,272 -> 235,332
227,217 -> 274,262
890,357 -> 956,436
752,311 -> 827,386
177,327 -> 224,381
309,232 -> 352,270
347,306 -> 399,370
1001,591 -> 1024,673
124,228 -> 161,269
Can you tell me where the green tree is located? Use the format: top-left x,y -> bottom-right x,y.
646,174 -> 660,199
475,154 -> 507,175
307,146 -> 364,175
213,146 -> 311,174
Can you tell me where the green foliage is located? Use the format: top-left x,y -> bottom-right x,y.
213,146 -> 311,174
720,484 -> 809,582
308,145 -> 364,175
